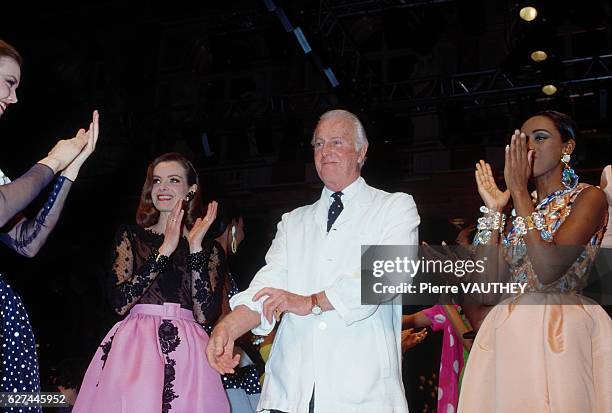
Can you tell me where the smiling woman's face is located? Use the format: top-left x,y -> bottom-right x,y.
0,56 -> 20,118
150,161 -> 190,212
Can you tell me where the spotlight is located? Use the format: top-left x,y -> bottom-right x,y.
539,58 -> 561,96
530,50 -> 548,62
519,6 -> 538,21
541,84 -> 557,95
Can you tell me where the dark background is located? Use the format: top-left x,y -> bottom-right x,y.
1,1 -> 611,411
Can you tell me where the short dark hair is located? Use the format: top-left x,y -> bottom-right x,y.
532,110 -> 577,143
0,40 -> 23,66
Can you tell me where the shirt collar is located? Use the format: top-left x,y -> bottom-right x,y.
323,176 -> 362,206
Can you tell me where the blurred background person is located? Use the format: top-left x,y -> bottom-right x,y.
209,200 -> 265,413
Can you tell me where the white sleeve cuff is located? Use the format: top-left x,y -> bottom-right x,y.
229,291 -> 277,336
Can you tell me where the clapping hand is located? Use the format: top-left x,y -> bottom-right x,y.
187,201 -> 218,252
62,110 -> 100,180
158,200 -> 185,257
503,129 -> 533,195
41,131 -> 87,173
475,160 -> 510,212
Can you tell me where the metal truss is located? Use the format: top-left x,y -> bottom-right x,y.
375,54 -> 612,111
214,54 -> 612,119
317,0 -> 457,18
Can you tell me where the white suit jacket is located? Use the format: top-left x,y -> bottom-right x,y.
230,177 -> 420,413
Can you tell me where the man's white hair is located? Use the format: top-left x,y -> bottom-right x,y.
311,109 -> 369,151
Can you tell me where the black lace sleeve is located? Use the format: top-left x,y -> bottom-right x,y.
0,164 -> 55,227
0,176 -> 72,257
189,241 -> 225,326
108,225 -> 168,315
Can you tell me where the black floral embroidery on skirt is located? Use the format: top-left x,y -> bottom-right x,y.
159,320 -> 181,353
100,334 -> 115,371
162,358 -> 177,412
159,320 -> 181,412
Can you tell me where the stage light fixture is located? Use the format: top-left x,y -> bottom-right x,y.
530,50 -> 548,62
293,27 -> 312,53
519,6 -> 538,21
539,58 -> 561,96
324,68 -> 340,88
541,84 -> 557,95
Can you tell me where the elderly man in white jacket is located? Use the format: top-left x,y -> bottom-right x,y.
207,109 -> 420,413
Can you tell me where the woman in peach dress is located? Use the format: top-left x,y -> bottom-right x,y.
458,111 -> 611,413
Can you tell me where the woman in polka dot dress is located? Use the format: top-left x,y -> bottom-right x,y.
0,40 -> 99,412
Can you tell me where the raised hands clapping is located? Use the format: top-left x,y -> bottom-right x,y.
158,201 -> 185,257
62,110 -> 100,180
187,201 -> 218,252
39,110 -> 99,174
475,160 -> 510,212
503,129 -> 534,195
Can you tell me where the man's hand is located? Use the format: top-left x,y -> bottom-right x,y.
206,324 -> 241,375
253,287 -> 311,323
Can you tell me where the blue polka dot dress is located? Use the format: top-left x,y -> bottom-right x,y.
0,275 -> 41,413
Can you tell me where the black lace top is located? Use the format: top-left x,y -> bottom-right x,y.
108,224 -> 225,326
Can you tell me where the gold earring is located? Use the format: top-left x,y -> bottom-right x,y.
231,236 -> 237,254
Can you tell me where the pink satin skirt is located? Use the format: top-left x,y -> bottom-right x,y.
74,303 -> 230,413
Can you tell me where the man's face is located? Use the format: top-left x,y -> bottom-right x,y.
313,117 -> 367,191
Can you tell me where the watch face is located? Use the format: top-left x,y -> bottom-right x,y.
312,305 -> 322,315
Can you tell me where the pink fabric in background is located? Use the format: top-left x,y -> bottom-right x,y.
422,304 -> 465,413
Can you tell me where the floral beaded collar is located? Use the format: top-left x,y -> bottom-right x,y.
508,176 -> 580,243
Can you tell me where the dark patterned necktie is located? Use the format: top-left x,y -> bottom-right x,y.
327,191 -> 344,232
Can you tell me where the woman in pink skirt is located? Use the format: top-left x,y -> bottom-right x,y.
74,152 -> 230,413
